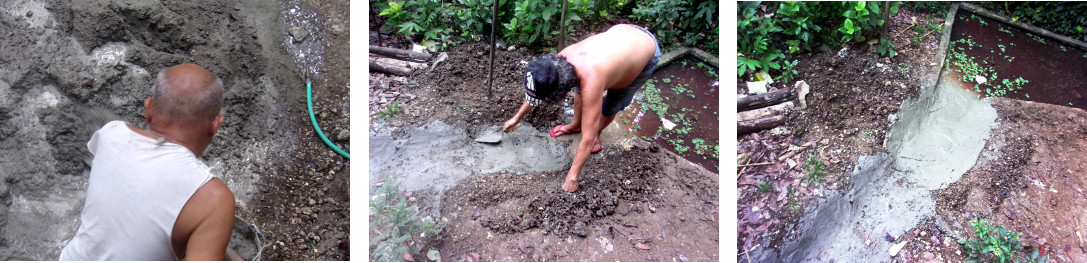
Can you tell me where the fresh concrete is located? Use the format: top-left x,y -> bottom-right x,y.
369,121 -> 572,212
761,70 -> 998,262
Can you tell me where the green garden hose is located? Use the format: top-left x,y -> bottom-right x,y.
307,81 -> 350,159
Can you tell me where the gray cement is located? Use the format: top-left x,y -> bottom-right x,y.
760,71 -> 999,262
0,0 -> 312,259
369,121 -> 572,213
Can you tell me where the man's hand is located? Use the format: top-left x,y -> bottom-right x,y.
502,118 -> 521,133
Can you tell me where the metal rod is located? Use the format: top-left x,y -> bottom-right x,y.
559,0 -> 567,49
488,0 -> 498,99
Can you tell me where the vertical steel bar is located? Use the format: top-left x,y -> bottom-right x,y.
488,0 -> 499,98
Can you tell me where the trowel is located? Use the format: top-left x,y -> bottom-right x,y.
474,125 -> 506,144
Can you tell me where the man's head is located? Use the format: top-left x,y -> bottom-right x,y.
524,54 -> 577,106
144,64 -> 224,156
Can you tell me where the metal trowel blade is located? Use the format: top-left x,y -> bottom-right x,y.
474,128 -> 504,144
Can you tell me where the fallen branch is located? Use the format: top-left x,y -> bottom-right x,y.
738,115 -> 785,135
737,162 -> 773,168
370,46 -> 433,62
739,88 -> 795,111
777,141 -> 816,162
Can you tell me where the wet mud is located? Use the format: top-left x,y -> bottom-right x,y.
614,56 -> 719,172
950,10 -> 1087,109
0,0 -> 347,260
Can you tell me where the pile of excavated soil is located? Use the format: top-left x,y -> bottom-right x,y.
374,41 -> 566,133
0,0 -> 348,260
436,139 -> 719,261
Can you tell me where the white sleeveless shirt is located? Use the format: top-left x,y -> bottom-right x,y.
60,121 -> 214,260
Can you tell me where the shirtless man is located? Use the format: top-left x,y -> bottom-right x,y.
502,24 -> 660,192
61,64 -> 237,260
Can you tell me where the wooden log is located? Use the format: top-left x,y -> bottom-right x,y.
370,46 -> 433,62
739,101 -> 793,122
373,57 -> 429,70
738,88 -> 795,111
370,58 -> 413,76
738,115 -> 785,135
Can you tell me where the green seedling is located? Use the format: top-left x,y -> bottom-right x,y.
378,100 -> 404,119
756,181 -> 772,193
803,154 -> 826,184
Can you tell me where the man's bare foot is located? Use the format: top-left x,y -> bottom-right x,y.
562,178 -> 579,192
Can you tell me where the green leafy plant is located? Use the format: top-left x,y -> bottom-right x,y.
777,1 -> 823,53
377,100 -> 404,119
737,2 -> 784,78
370,175 -> 439,262
635,0 -> 718,54
379,1 -> 410,30
503,0 -> 560,45
756,181 -> 772,193
877,37 -> 895,58
959,218 -> 1047,263
776,59 -> 800,83
379,0 -> 456,50
803,154 -> 826,184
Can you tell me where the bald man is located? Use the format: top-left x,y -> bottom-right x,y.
502,24 -> 660,192
61,64 -> 237,260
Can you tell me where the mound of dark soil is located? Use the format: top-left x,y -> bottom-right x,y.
393,42 -> 566,131
442,140 -> 662,237
435,138 -> 719,261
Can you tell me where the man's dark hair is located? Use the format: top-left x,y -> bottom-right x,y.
524,54 -> 577,103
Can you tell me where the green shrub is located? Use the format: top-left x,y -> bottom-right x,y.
737,2 -> 784,77
379,0 -> 456,49
633,0 -> 718,55
370,175 -> 439,262
959,218 -> 1047,263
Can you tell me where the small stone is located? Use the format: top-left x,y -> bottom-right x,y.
507,45 -> 516,51
289,26 -> 309,42
290,217 -> 301,224
889,240 -> 908,257
301,207 -> 313,215
309,198 -> 317,205
336,129 -> 349,141
331,24 -> 345,36
635,243 -> 650,250
320,112 -> 329,120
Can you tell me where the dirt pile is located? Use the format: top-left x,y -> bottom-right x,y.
379,42 -> 566,132
445,140 -> 661,237
436,138 -> 719,261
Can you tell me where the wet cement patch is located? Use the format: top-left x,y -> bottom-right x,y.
761,70 -> 998,262
0,0 -> 306,259
369,121 -> 572,213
